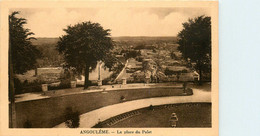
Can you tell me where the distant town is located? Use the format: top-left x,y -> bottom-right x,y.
15,36 -> 204,93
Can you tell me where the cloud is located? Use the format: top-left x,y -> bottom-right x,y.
11,7 -> 210,37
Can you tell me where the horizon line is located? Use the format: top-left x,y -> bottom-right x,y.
35,36 -> 178,38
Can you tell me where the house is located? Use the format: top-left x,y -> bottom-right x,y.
126,59 -> 142,73
166,66 -> 189,72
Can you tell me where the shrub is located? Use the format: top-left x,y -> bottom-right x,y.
65,107 -> 80,128
120,96 -> 126,102
47,79 -> 70,90
59,78 -> 71,88
164,68 -> 175,76
101,79 -> 109,85
136,56 -> 144,62
149,105 -> 154,110
186,88 -> 193,95
13,77 -> 24,94
131,71 -> 145,83
124,50 -> 141,59
181,69 -> 188,73
14,78 -> 43,94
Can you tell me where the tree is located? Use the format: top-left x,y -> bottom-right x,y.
9,11 -> 40,128
177,16 -> 211,82
123,50 -> 141,60
9,11 -> 41,74
57,21 -> 114,89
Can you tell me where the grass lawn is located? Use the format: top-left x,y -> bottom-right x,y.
97,103 -> 211,128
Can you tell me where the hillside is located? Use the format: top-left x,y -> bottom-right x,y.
32,36 -> 178,46
31,38 -> 59,46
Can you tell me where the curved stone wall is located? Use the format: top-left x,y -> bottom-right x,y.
15,87 -> 189,128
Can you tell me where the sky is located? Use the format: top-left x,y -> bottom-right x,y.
10,7 -> 210,37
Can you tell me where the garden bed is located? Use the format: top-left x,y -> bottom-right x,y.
94,103 -> 211,128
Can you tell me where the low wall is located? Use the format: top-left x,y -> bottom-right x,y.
14,87 -> 189,128
36,67 -> 64,83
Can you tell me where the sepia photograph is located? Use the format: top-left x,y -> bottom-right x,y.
1,1 -> 218,136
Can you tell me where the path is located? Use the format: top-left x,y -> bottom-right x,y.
54,88 -> 211,128
114,59 -> 129,81
115,58 -> 143,81
15,93 -> 50,103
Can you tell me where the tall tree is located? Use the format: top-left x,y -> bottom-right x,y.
9,11 -> 41,127
9,11 -> 41,74
57,21 -> 114,89
177,15 -> 211,82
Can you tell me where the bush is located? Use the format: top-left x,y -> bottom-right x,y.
48,68 -> 79,90
48,78 -> 71,90
65,107 -> 80,128
102,77 -> 112,85
181,69 -> 188,73
164,68 -> 175,76
14,78 -> 43,94
120,95 -> 126,102
124,50 -> 141,59
164,68 -> 185,76
186,88 -> 193,95
136,56 -> 144,62
149,105 -> 154,110
131,71 -> 145,83
13,77 -> 24,94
